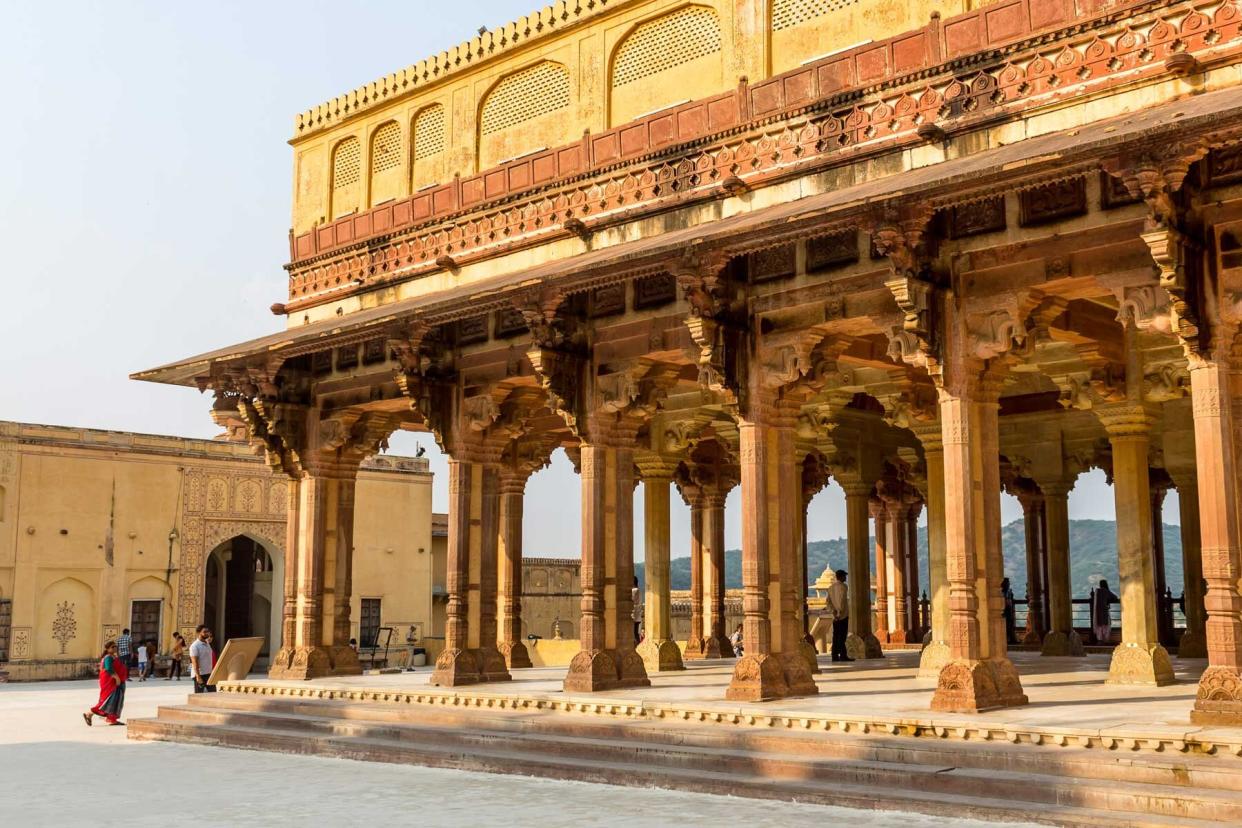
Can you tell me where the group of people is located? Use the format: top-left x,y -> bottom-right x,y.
83,625 -> 219,727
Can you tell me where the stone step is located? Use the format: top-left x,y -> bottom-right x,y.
180,692 -> 1242,794
129,715 -> 1217,828
139,703 -> 1242,825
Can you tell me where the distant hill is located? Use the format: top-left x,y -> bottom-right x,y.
636,519 -> 1186,600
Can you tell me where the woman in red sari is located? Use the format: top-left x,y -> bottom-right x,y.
83,640 -> 128,726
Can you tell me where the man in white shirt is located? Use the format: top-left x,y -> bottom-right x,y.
826,570 -> 853,662
189,625 -> 215,693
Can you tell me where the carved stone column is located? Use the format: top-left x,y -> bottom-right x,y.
1097,406 -> 1174,685
725,405 -> 817,701
1152,477 -> 1177,649
431,457 -> 511,686
682,484 -> 707,660
905,500 -> 923,641
1038,481 -> 1084,656
635,457 -> 684,672
884,496 -> 909,645
702,490 -> 735,659
871,498 -> 890,644
930,375 -> 1027,712
497,467 -> 533,670
915,426 -> 950,677
1190,359 -> 1242,724
564,442 -> 650,692
1171,471 -> 1206,658
1018,492 -> 1046,646
842,481 -> 883,659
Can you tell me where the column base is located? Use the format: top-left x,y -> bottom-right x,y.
477,646 -> 513,682
1040,629 -> 1085,657
921,629 -> 932,648
498,640 -> 533,670
637,638 -> 685,672
875,628 -> 891,644
1020,626 -> 1044,646
1191,666 -> 1242,725
430,647 -> 482,687
798,639 -> 821,675
1106,642 -> 1175,686
845,632 -> 884,660
563,647 -> 650,692
683,638 -> 708,661
702,633 -> 735,659
930,658 -> 1028,713
888,629 -> 909,645
329,645 -> 363,677
916,640 -> 951,679
1178,627 -> 1207,659
268,645 -> 334,681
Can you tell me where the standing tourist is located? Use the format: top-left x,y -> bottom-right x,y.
1092,580 -> 1118,645
116,628 -> 133,669
167,632 -> 185,680
730,623 -> 744,657
632,576 -> 643,643
190,625 -> 215,693
1001,578 -> 1017,645
827,569 -> 852,662
136,639 -> 150,682
83,641 -> 127,727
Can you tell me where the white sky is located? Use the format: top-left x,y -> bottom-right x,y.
0,1 -> 1161,562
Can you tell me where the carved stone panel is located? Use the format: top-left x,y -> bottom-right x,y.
590,283 -> 626,318
946,196 -> 1006,238
749,243 -> 797,283
1019,177 -> 1086,226
457,315 -> 488,345
1207,146 -> 1242,188
634,272 -> 676,309
806,231 -> 859,271
1100,170 -> 1141,209
494,307 -> 529,339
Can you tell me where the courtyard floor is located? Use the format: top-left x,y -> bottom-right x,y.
0,673 -> 1031,827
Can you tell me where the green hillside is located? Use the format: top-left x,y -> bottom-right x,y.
637,519 -> 1187,601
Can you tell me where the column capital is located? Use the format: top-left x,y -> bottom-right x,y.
1097,403 -> 1156,440
634,452 -> 680,482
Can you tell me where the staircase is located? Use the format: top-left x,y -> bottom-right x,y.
130,691 -> 1242,826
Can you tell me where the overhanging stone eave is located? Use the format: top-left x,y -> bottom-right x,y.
133,83 -> 1242,389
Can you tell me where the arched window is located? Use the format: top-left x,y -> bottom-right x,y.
369,121 -> 403,206
478,61 -> 573,169
411,105 -> 447,190
330,136 -> 362,220
610,5 -> 723,126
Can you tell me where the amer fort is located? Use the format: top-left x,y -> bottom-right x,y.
14,0 -> 1242,823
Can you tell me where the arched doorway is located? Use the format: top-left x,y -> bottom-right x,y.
204,535 -> 281,660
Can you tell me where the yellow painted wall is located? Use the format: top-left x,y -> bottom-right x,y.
0,422 -> 434,679
288,0 -> 972,233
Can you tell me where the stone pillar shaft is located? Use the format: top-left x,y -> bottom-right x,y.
497,474 -> 532,669
1176,477 -> 1206,658
1039,484 -> 1084,657
1190,361 -> 1242,724
1020,495 -> 1045,645
637,469 -> 684,672
918,435 -> 951,677
684,495 -> 707,659
726,417 -> 817,701
564,443 -> 649,692
844,486 -> 882,659
703,494 -> 734,658
872,502 -> 890,644
887,503 -> 908,644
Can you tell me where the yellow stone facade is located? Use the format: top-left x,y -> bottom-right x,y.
0,422 -> 433,680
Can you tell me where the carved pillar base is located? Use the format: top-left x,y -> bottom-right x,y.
875,628 -> 891,645
637,638 -> 685,672
702,633 -> 735,659
1191,666 -> 1242,725
930,658 -> 1028,713
1040,629 -> 1085,657
887,629 -> 909,645
564,647 -> 650,692
725,654 -> 788,702
799,639 -> 821,674
328,645 -> 363,677
498,640 -> 532,670
845,631 -> 883,660
1178,628 -> 1207,659
430,648 -> 482,687
683,638 -> 708,660
1107,642 -> 1175,686
268,645 -> 334,681
267,646 -> 296,678
1020,616 -> 1044,647
916,640 -> 951,679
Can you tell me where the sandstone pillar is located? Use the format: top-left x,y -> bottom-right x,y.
1100,408 -> 1174,685
564,443 -> 650,692
635,459 -> 685,672
885,498 -> 909,644
1172,472 -> 1206,658
326,475 -> 363,675
871,499 -> 890,644
1190,360 -> 1242,724
1019,493 -> 1045,646
1038,482 -> 1084,656
431,458 -> 511,686
906,501 -> 923,640
703,491 -> 735,658
683,486 -> 708,660
725,408 -> 817,701
930,379 -> 1027,712
916,427 -> 951,677
842,482 -> 883,659
497,469 -> 532,669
